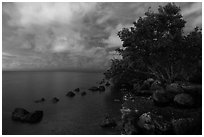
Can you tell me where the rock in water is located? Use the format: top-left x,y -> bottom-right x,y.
174,93 -> 194,108
88,86 -> 99,91
100,114 -> 117,128
99,86 -> 105,92
66,91 -> 75,97
34,98 -> 45,103
24,111 -> 43,123
74,88 -> 80,92
12,108 -> 29,121
81,91 -> 87,96
52,97 -> 59,103
12,108 -> 43,123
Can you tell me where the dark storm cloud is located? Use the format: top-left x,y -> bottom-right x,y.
2,2 -> 202,70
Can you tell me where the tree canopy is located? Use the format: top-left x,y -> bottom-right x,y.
104,3 -> 202,85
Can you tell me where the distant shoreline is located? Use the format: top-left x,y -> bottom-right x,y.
2,69 -> 105,73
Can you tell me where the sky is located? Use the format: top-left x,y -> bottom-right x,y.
2,2 -> 202,71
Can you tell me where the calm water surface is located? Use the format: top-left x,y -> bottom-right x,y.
2,71 -> 122,135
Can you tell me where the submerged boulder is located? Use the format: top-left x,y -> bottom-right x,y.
174,93 -> 194,108
100,114 -> 117,128
12,108 -> 29,121
74,88 -> 80,92
66,91 -> 75,97
12,108 -> 43,123
98,86 -> 105,92
52,97 -> 59,103
34,98 -> 45,103
88,86 -> 99,91
24,111 -> 43,123
81,91 -> 87,96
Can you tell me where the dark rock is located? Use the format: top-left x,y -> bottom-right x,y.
24,111 -> 43,123
12,108 -> 43,123
150,80 -> 162,90
152,89 -> 172,106
74,88 -> 80,92
105,82 -> 111,86
174,93 -> 194,108
166,83 -> 184,94
34,98 -> 45,103
98,86 -> 105,92
66,91 -> 75,97
137,112 -> 172,134
88,86 -> 99,91
12,108 -> 29,121
81,91 -> 87,96
140,78 -> 154,90
172,118 -> 199,135
100,114 -> 117,128
52,97 -> 59,103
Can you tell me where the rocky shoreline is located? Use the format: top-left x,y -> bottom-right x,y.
118,78 -> 202,135
10,77 -> 202,135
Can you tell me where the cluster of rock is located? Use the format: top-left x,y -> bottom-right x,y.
12,108 -> 43,123
12,80 -> 111,124
34,97 -> 60,103
121,109 -> 201,135
120,78 -> 202,135
133,78 -> 201,108
99,79 -> 111,87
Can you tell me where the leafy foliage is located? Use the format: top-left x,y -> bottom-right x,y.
104,3 -> 202,84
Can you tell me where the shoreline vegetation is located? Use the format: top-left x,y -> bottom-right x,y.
103,3 -> 202,135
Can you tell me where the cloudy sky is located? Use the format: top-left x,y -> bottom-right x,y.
2,2 -> 202,71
